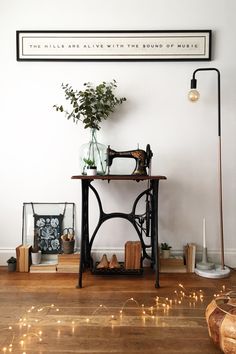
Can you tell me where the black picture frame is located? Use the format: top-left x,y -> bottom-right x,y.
33,213 -> 64,254
16,30 -> 212,61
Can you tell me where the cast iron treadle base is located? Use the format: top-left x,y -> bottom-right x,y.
92,262 -> 143,276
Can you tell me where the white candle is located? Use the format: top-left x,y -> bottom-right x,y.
203,217 -> 206,248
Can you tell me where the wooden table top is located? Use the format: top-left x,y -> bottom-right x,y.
71,174 -> 167,181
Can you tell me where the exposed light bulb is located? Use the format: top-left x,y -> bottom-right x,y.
188,89 -> 200,102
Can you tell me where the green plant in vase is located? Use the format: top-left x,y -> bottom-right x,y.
160,242 -> 172,259
54,80 -> 126,175
83,158 -> 97,175
7,256 -> 17,272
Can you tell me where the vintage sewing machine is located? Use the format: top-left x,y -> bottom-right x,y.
107,144 -> 153,175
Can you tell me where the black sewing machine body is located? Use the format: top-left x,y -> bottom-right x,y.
107,144 -> 153,176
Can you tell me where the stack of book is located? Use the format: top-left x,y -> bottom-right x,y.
16,244 -> 32,272
124,241 -> 142,269
57,253 -> 80,273
160,255 -> 187,273
184,243 -> 197,273
30,260 -> 57,273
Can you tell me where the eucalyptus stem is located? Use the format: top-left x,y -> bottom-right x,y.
93,133 -> 106,174
54,80 -> 126,130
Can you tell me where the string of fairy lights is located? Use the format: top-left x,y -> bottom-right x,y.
0,284 -> 233,353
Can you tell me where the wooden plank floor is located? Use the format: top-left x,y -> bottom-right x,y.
0,267 -> 234,353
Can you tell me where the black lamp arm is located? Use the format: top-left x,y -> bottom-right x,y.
190,68 -> 221,137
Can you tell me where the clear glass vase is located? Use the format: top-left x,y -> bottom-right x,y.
80,128 -> 107,175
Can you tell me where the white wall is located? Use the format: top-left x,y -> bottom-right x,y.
0,0 -> 236,266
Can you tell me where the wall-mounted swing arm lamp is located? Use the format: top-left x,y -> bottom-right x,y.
188,68 -> 230,278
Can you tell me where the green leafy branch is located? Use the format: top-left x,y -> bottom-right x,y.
54,80 -> 126,130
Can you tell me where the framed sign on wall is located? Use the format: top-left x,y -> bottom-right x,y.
16,30 -> 212,61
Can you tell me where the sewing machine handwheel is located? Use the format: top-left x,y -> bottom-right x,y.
146,144 -> 153,168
